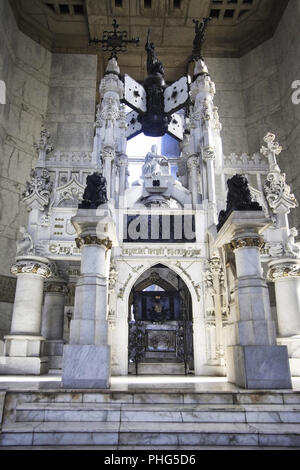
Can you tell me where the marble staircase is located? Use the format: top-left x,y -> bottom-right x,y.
1,389 -> 300,449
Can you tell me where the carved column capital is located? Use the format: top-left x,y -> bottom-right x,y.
116,153 -> 128,167
186,155 -> 199,170
202,146 -> 216,161
44,280 -> 69,295
267,260 -> 300,281
230,236 -> 265,252
75,235 -> 113,251
11,257 -> 52,278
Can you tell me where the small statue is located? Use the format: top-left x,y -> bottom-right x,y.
79,172 -> 108,209
16,227 -> 34,256
285,227 -> 300,258
217,174 -> 262,231
145,29 -> 165,77
142,145 -> 170,178
191,17 -> 211,61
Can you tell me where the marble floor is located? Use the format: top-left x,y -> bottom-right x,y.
0,374 -> 299,393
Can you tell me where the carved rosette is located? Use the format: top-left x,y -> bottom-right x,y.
230,237 -> 265,252
267,262 -> 300,281
75,235 -> 113,251
11,259 -> 52,278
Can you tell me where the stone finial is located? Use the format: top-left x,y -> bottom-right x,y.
34,128 -> 54,166
261,134 -> 298,216
105,57 -> 120,75
260,132 -> 282,172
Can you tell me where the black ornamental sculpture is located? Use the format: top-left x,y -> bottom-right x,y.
123,30 -> 190,141
79,172 -> 108,209
217,174 -> 262,231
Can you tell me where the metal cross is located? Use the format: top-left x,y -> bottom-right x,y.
191,16 -> 212,61
89,19 -> 139,59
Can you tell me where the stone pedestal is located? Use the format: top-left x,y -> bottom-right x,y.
215,211 -> 292,389
62,206 -> 117,389
0,256 -> 52,375
268,258 -> 300,376
42,279 -> 68,371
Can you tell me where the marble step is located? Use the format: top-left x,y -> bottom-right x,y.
14,402 -> 300,424
1,421 -> 300,447
128,362 -> 186,375
10,390 -> 300,405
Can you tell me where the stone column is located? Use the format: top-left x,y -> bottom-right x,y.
0,256 -> 52,375
215,211 -> 292,389
62,205 -> 117,388
117,154 -> 128,204
187,155 -> 199,208
268,259 -> 300,376
42,278 -> 68,371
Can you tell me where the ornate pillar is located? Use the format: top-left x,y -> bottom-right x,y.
268,259 -> 300,376
261,132 -> 300,376
205,254 -> 226,368
42,277 -> 68,371
95,57 -> 125,203
116,154 -> 128,206
215,210 -> 292,389
187,155 -> 199,208
190,59 -> 217,211
0,256 -> 52,374
62,204 -> 117,388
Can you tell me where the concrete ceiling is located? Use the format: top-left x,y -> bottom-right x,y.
9,0 -> 289,81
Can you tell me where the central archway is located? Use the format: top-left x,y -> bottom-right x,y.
128,264 -> 194,375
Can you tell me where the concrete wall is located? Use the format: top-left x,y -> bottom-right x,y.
46,54 -> 97,152
0,0 -> 52,277
206,58 -> 248,156
239,0 -> 300,231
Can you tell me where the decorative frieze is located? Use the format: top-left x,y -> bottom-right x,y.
121,246 -> 201,258
224,152 -> 268,170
